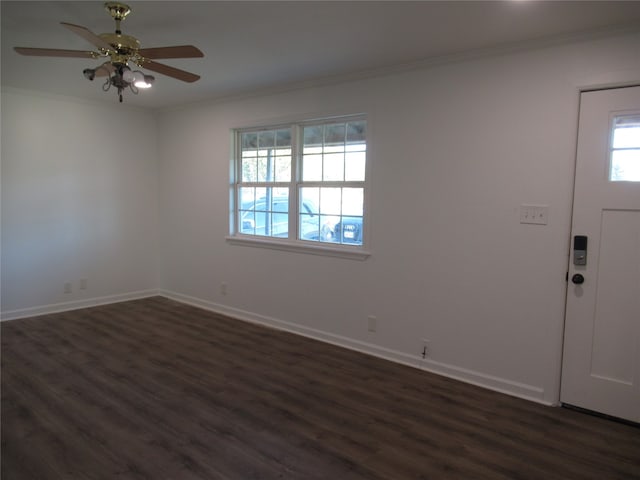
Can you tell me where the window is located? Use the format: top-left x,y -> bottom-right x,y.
610,114 -> 640,182
232,116 -> 368,252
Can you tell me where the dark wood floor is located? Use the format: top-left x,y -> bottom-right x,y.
2,297 -> 639,480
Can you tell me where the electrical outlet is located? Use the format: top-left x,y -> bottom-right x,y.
64,282 -> 72,294
421,338 -> 431,359
220,282 -> 228,296
367,315 -> 377,332
80,278 -> 88,290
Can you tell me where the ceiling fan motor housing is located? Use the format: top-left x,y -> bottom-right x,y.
99,32 -> 140,64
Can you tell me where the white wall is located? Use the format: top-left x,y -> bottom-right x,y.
1,90 -> 160,317
157,32 -> 640,405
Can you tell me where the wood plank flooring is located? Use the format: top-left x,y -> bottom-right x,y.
2,296 -> 639,479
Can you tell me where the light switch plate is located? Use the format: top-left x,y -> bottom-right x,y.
520,204 -> 549,225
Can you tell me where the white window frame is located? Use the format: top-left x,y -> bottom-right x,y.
227,115 -> 371,260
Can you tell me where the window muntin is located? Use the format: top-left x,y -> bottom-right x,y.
610,115 -> 640,182
234,116 -> 367,247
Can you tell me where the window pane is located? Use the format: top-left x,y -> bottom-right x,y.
611,150 -> 640,182
241,132 -> 258,149
613,127 -> 640,149
299,190 -> 320,240
319,187 -> 342,215
299,214 -> 319,240
239,187 -> 256,205
323,152 -> 344,181
239,187 -> 256,235
276,129 -> 291,147
300,187 -> 319,209
335,216 -> 363,245
304,125 -> 323,147
325,123 -> 346,146
302,154 -> 323,181
320,215 -> 337,241
274,154 -> 291,182
345,149 -> 366,181
346,121 -> 366,144
611,115 -> 640,182
342,188 -> 364,216
257,156 -> 269,181
323,125 -> 346,180
258,131 -> 275,149
345,121 -> 366,181
242,156 -> 257,182
271,196 -> 289,237
613,115 -> 640,148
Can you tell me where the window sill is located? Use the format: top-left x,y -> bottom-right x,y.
225,235 -> 371,260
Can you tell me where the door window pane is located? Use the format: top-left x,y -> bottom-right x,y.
610,115 -> 640,182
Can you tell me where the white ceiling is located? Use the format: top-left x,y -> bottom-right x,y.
2,1 -> 640,110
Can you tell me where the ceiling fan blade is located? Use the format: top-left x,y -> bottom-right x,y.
61,22 -> 112,51
138,45 -> 204,59
141,59 -> 200,83
14,47 -> 97,58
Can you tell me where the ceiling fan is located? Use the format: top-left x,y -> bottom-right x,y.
14,2 -> 204,102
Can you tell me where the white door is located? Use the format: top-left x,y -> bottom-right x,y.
561,86 -> 640,423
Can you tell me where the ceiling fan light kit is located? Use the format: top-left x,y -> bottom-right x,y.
14,2 -> 203,103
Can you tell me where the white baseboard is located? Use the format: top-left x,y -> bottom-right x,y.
419,357 -> 547,405
160,289 -> 549,406
0,289 -> 161,321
